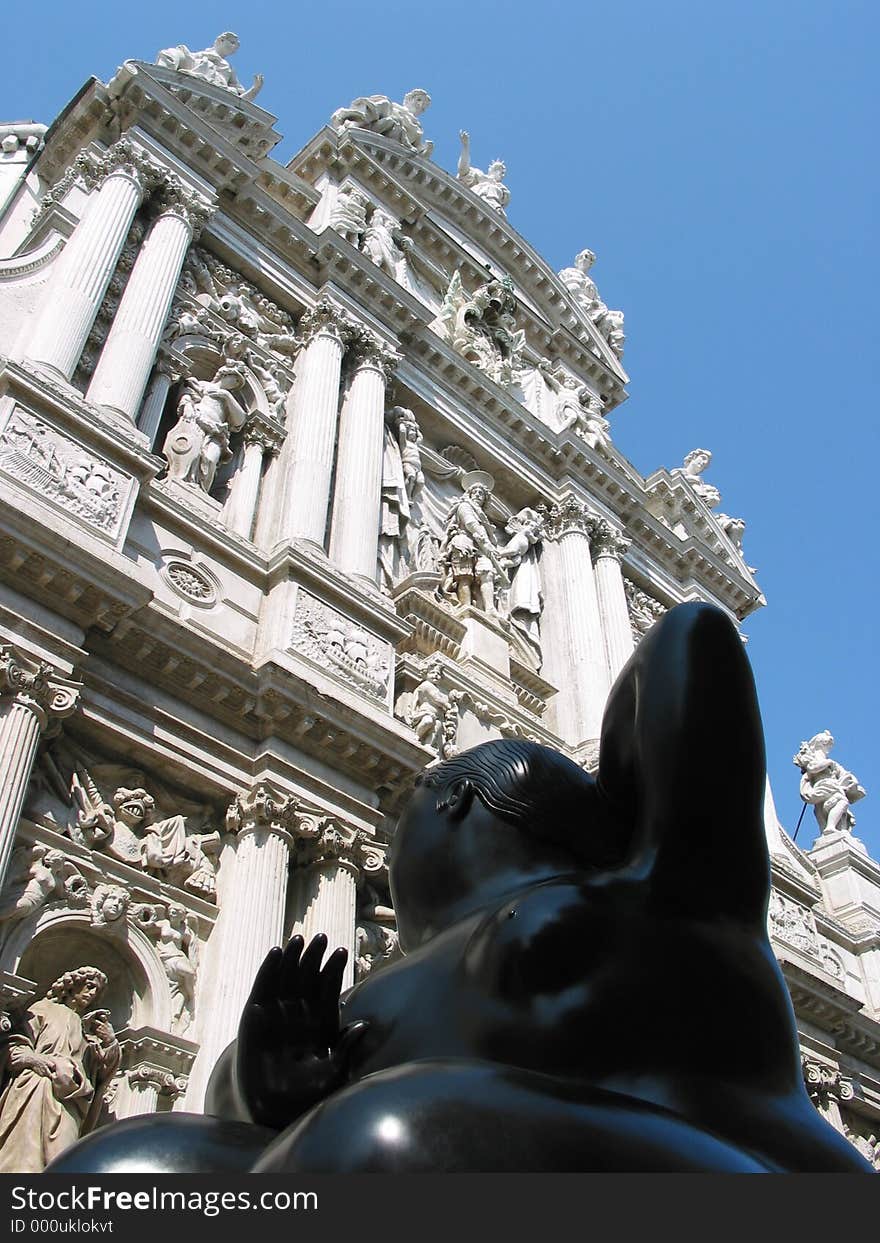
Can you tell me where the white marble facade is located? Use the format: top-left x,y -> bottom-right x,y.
0,35 -> 877,1170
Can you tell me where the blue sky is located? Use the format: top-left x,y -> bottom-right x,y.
3,1 -> 877,853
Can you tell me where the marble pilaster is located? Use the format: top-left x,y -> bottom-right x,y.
223,418 -> 284,541
590,518 -> 634,681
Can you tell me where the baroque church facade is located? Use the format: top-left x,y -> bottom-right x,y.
0,34 -> 877,1170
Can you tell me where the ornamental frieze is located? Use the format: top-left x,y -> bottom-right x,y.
290,591 -> 392,703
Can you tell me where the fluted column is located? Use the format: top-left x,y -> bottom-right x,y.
26,140 -> 158,379
543,498 -> 610,746
222,418 -> 283,541
590,518 -> 634,682
137,354 -> 186,449
0,647 -> 80,889
290,818 -> 365,992
277,298 -> 349,547
87,183 -> 213,420
329,332 -> 399,585
185,784 -> 298,1109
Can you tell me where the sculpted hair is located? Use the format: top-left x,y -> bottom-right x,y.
418,739 -> 621,868
47,965 -> 108,1004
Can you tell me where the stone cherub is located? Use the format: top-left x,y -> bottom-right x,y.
407,667 -> 452,753
0,844 -> 88,924
155,31 -> 263,102
794,731 -> 866,838
457,131 -> 510,215
52,604 -> 873,1173
331,89 -> 433,156
0,966 -> 119,1173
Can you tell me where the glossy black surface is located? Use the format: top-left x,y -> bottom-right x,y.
53,603 -> 875,1172
45,1113 -> 275,1173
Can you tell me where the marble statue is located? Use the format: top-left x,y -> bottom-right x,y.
431,272 -> 524,387
536,360 -> 611,448
133,903 -> 199,1035
497,507 -> 545,659
155,32 -> 263,102
0,844 -> 88,923
558,249 -> 625,357
329,186 -> 370,246
408,667 -> 452,753
162,362 -> 248,494
330,89 -> 433,156
794,731 -> 866,837
457,131 -> 510,215
361,208 -> 413,284
378,408 -> 423,592
70,779 -> 220,901
51,604 -> 873,1173
439,472 -> 506,613
89,883 -> 130,931
0,967 -> 119,1173
678,450 -> 748,553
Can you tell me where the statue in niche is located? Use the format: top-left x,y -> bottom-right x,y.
439,472 -> 507,613
793,731 -> 866,838
558,249 -> 625,358
69,777 -> 220,902
133,903 -> 199,1036
330,89 -> 433,156
329,186 -> 370,246
378,407 -> 424,592
431,272 -> 524,387
89,884 -> 130,933
245,353 -> 288,419
361,209 -> 414,284
497,507 -> 545,662
0,966 -> 119,1173
162,361 -> 248,495
155,31 -> 263,102
0,845 -> 88,924
407,667 -> 453,752
457,131 -> 511,215
52,604 -> 875,1172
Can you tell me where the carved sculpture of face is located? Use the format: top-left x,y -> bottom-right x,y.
489,161 -> 506,181
168,904 -> 187,927
101,893 -> 126,922
68,978 -> 102,1014
115,790 -> 154,830
576,249 -> 596,273
215,32 -> 240,57
467,486 -> 488,507
404,90 -> 430,116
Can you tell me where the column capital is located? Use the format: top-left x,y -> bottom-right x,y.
243,412 -> 285,455
85,137 -> 166,196
293,814 -> 371,878
0,645 -> 81,729
153,178 -> 216,240
128,1065 -> 187,1099
225,781 -> 300,843
347,326 -> 400,379
544,495 -> 594,541
588,517 -> 630,561
298,296 -> 352,345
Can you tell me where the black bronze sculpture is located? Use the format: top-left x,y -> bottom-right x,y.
49,603 -> 873,1172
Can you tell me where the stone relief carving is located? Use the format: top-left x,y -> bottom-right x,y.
623,578 -> 667,642
329,185 -> 370,246
155,31 -> 263,102
534,360 -> 611,449
430,271 -> 525,387
558,249 -> 625,358
0,966 -> 120,1173
793,731 -> 866,838
162,560 -> 218,607
331,89 -> 433,156
768,890 -> 845,980
362,208 -> 415,283
88,883 -> 131,932
379,406 -> 425,592
801,1057 -> 854,1109
355,886 -> 400,981
67,771 -> 220,902
290,591 -> 392,703
843,1124 -> 880,1170
161,360 -> 249,494
406,667 -> 452,753
457,131 -> 511,215
0,409 -> 130,537
131,902 -> 199,1036
0,844 -> 88,926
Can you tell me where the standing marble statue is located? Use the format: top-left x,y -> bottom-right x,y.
329,186 -> 370,246
378,407 -> 423,591
134,903 -> 199,1035
440,472 -> 506,613
794,731 -> 866,837
331,89 -> 433,156
0,967 -> 119,1173
457,132 -> 510,215
162,362 -> 248,495
361,209 -> 413,284
408,667 -> 452,753
558,249 -> 625,358
155,32 -> 263,101
497,507 -> 544,660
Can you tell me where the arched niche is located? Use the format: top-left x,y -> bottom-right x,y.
2,908 -> 172,1033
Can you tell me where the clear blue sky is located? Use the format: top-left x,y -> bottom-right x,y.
3,1 -> 877,853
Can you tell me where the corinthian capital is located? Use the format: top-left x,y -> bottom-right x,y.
225,782 -> 300,838
347,327 -> 400,379
298,296 -> 352,345
0,646 -> 81,729
588,517 -> 630,561
155,178 -> 216,238
89,137 -> 166,195
544,496 -> 593,541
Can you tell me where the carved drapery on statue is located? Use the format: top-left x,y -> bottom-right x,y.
793,731 -> 866,838
330,89 -> 433,156
378,406 -> 425,591
155,32 -> 263,102
676,449 -> 747,555
0,966 -> 119,1173
161,360 -> 249,495
558,249 -> 625,358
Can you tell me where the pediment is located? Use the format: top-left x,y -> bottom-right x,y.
644,470 -> 761,591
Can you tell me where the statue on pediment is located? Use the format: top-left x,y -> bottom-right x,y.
457,132 -> 511,215
558,250 -> 625,358
678,449 -> 748,555
331,89 -> 433,157
155,32 -> 263,102
794,731 -> 866,838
